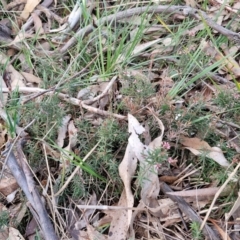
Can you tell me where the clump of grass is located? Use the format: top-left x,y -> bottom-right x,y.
74,118 -> 128,199
0,211 -> 9,230
71,175 -> 87,200
190,221 -> 203,240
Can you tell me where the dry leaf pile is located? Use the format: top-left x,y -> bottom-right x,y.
1,0 -> 240,239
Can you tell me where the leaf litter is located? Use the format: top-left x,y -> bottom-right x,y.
1,0 -> 240,239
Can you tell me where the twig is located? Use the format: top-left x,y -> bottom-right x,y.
60,5 -> 240,53
16,138 -> 59,240
83,76 -> 118,105
2,142 -> 58,239
1,87 -> 127,119
81,101 -> 126,119
76,205 -> 145,210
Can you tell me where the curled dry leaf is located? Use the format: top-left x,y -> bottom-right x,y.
20,72 -> 42,85
118,114 -> 145,227
31,12 -> 44,35
180,135 -> 211,150
59,120 -> 78,171
0,53 -> 26,90
180,136 -> 230,167
116,113 -> 165,238
87,225 -> 107,240
9,227 -> 25,240
0,178 -> 19,196
66,120 -> 78,150
138,110 -> 164,210
6,190 -> 18,203
57,115 -> 71,148
108,190 -> 129,240
20,0 -> 41,20
166,187 -> 231,197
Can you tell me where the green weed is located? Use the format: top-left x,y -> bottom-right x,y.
0,211 -> 9,230
190,221 -> 203,240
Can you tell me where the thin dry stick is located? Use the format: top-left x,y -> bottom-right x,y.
4,141 -> 59,240
81,101 -> 126,119
1,87 -> 126,119
200,162 -> 240,230
83,76 -> 118,105
77,205 -> 146,210
42,143 -> 58,234
54,141 -> 100,197
60,5 -> 240,53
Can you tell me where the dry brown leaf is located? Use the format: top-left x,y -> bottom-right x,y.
9,67 -> 26,89
25,218 -> 38,239
186,23 -> 204,36
185,0 -> 197,7
66,120 -> 78,150
0,178 -> 19,196
20,0 -> 41,20
57,115 -> 71,148
31,12 -> 44,34
108,190 -> 129,240
11,32 -> 35,45
118,114 -> 145,228
59,120 -> 78,171
20,72 -> 42,85
118,144 -> 137,222
0,227 -> 8,239
6,190 -> 18,203
166,187 -> 229,197
0,53 -> 26,90
36,40 -> 51,51
221,45 -> 240,77
10,203 -> 27,227
87,225 -> 107,240
139,111 -> 164,210
9,227 -> 25,240
180,135 -> 211,150
180,136 -> 229,167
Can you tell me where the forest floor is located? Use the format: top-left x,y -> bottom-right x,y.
1,0 -> 240,239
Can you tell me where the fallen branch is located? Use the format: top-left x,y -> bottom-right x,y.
1,87 -> 126,119
60,5 -> 240,53
2,141 -> 58,240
